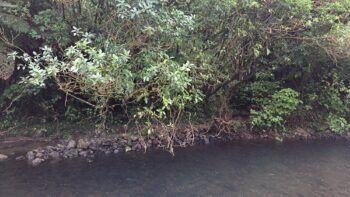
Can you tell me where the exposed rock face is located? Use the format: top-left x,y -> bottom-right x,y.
0,154 -> 8,161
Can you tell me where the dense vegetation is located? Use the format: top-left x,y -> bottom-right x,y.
1,0 -> 350,140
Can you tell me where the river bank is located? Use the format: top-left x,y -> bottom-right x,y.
1,122 -> 350,166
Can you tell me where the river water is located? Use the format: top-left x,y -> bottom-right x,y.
1,140 -> 350,196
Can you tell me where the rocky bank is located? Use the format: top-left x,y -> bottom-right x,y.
1,125 -> 350,166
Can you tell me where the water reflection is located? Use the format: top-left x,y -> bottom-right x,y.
1,141 -> 350,196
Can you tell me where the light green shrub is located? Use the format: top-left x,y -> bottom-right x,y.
251,88 -> 302,130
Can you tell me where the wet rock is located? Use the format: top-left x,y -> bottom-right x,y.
26,151 -> 35,161
102,140 -> 112,146
46,146 -> 56,151
57,144 -> 65,149
67,140 -> 76,149
132,143 -> 142,151
203,136 -> 210,145
113,149 -> 119,154
79,151 -> 88,157
130,135 -> 138,141
49,151 -> 60,160
147,143 -> 152,148
96,139 -> 102,145
152,139 -> 160,146
15,156 -> 25,161
125,146 -> 132,152
36,152 -> 44,158
119,139 -> 128,146
31,158 -> 44,166
0,154 -> 8,161
77,139 -> 90,149
112,143 -> 119,149
89,142 -> 98,150
63,149 -> 78,158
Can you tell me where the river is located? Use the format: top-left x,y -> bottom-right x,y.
1,140 -> 350,196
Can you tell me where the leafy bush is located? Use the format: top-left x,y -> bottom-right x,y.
1,0 -> 350,138
326,114 -> 349,134
238,80 -> 280,107
16,29 -> 204,133
251,88 -> 302,130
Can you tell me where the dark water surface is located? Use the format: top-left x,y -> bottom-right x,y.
1,141 -> 350,197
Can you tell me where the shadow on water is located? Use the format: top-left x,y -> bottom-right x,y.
1,140 -> 350,196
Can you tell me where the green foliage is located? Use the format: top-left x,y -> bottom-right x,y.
16,28 -> 204,133
0,83 -> 41,115
231,120 -> 242,131
30,9 -> 71,47
1,0 -> 350,137
326,114 -> 349,134
238,80 -> 280,106
251,88 -> 302,130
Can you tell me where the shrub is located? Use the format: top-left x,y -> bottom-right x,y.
251,88 -> 302,130
238,80 -> 280,107
16,29 -> 204,134
326,113 -> 349,134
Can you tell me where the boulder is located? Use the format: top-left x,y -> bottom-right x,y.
63,149 -> 78,158
0,154 -> 8,161
49,151 -> 60,160
67,140 -> 76,149
26,151 -> 35,161
125,146 -> 132,152
31,158 -> 44,166
132,143 -> 142,151
79,151 -> 88,157
77,139 -> 90,149
203,136 -> 210,145
130,135 -> 138,141
36,152 -> 44,158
